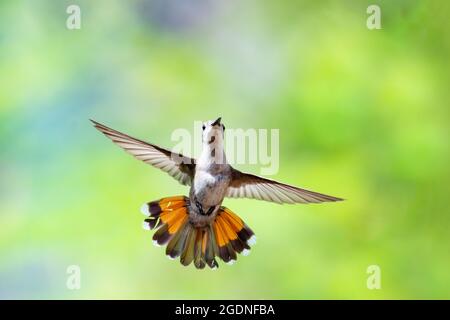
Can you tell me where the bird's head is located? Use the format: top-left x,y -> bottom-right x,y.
202,117 -> 225,146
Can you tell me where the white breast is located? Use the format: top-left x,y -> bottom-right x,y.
193,169 -> 229,206
194,170 -> 216,194
193,131 -> 230,207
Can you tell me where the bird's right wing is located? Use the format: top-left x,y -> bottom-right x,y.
91,120 -> 196,186
226,168 -> 343,204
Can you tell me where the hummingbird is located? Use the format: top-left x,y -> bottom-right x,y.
91,117 -> 342,269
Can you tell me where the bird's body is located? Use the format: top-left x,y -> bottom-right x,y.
92,117 -> 342,269
189,124 -> 231,227
189,167 -> 230,227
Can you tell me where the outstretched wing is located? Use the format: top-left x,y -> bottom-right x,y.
91,120 -> 195,186
226,168 -> 343,204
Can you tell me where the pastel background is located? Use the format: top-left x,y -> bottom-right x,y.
0,0 -> 449,299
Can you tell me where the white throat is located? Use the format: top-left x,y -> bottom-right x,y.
199,135 -> 226,167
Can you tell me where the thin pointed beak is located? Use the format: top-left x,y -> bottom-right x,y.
211,117 -> 222,126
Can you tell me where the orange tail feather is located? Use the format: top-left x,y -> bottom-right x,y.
141,196 -> 255,269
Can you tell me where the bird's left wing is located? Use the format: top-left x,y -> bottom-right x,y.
226,168 -> 343,204
91,120 -> 195,186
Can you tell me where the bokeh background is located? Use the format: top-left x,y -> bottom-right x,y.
1,0 -> 449,299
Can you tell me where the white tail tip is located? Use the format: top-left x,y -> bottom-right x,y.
242,249 -> 250,256
152,239 -> 162,247
142,221 -> 151,230
140,203 -> 150,217
247,235 -> 257,246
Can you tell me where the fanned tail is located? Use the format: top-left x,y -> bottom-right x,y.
213,207 -> 255,265
141,196 -> 255,269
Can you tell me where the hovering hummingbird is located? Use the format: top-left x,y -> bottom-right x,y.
91,118 -> 342,269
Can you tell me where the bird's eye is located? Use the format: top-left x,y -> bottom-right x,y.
202,124 -> 206,130
223,125 -> 226,131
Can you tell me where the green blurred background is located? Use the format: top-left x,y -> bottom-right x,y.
1,0 -> 449,299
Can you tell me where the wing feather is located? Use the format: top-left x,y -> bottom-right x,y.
91,120 -> 195,186
226,168 -> 343,204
